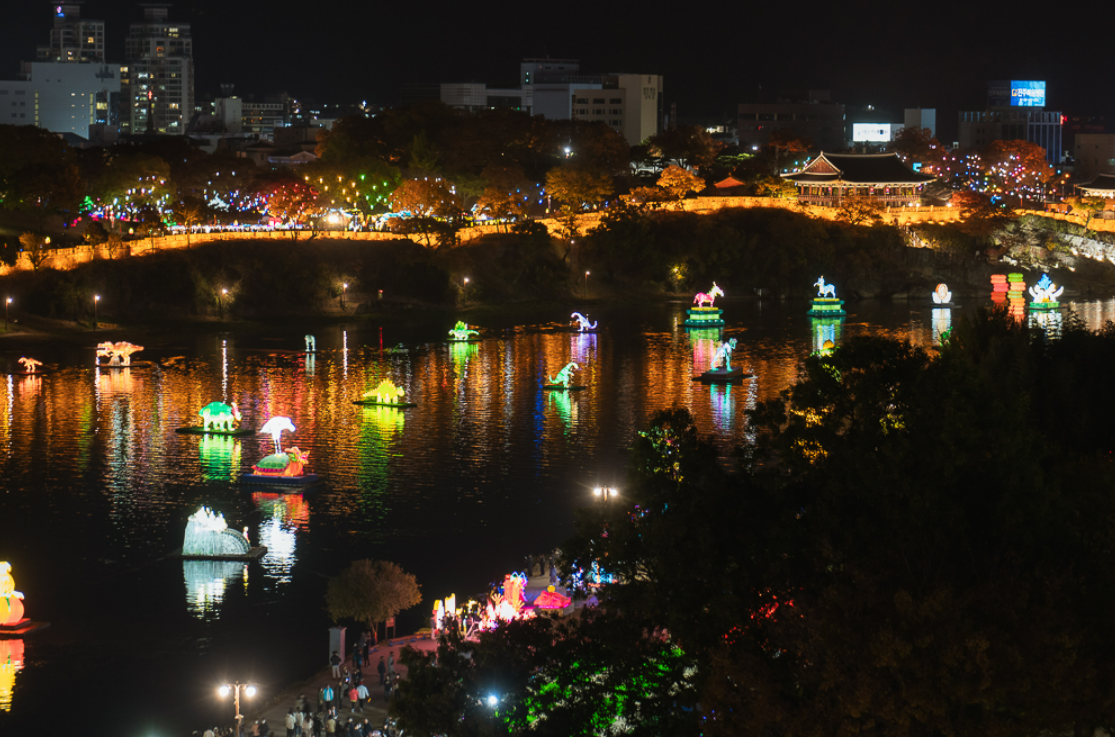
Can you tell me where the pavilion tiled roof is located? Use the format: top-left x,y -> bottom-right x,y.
1079,174 -> 1115,193
781,153 -> 935,185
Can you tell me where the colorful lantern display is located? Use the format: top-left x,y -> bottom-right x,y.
807,277 -> 846,317
1027,273 -> 1064,311
0,563 -> 25,627
684,282 -> 726,327
448,321 -> 480,341
932,283 -> 953,305
1007,273 -> 1026,319
353,379 -> 416,408
243,416 -> 319,485
16,357 -> 42,374
570,312 -> 598,332
95,341 -> 143,366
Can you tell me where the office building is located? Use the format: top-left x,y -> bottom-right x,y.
904,108 -> 937,138
958,81 -> 1062,164
738,91 -> 846,153
1073,134 -> 1115,182
0,61 -> 122,141
36,2 -> 105,64
121,3 -> 194,135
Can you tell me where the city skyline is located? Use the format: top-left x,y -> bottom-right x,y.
0,1 -> 1112,139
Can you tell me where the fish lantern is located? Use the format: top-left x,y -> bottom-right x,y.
0,563 -> 25,626
932,284 -> 952,304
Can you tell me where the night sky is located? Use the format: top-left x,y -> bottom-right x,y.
1,1 -> 1113,143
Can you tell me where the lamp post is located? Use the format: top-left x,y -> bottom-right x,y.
4,297 -> 10,330
93,295 -> 100,331
584,271 -> 590,296
218,682 -> 256,737
342,282 -> 348,311
593,486 -> 617,502
219,288 -> 227,319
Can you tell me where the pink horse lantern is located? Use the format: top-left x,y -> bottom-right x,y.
693,282 -> 724,308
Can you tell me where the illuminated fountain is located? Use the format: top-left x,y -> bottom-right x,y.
570,312 -> 598,332
176,401 -> 255,436
352,378 -> 416,408
241,416 -> 319,486
544,361 -> 586,390
448,321 -> 480,341
931,283 -> 954,306
1028,273 -> 1064,311
807,277 -> 846,317
684,282 -> 725,327
695,338 -> 752,383
95,341 -> 143,366
181,507 -> 264,559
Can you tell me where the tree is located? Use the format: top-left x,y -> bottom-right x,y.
390,177 -> 464,248
325,559 -> 422,640
766,129 -> 811,175
474,164 -> 534,231
951,189 -> 1015,235
976,139 -> 1055,207
656,165 -> 705,204
263,178 -> 320,239
19,232 -> 51,270
544,164 -> 613,212
392,610 -> 698,737
172,195 -> 208,245
890,126 -> 943,167
647,125 -> 725,171
0,125 -> 85,232
835,194 -> 885,225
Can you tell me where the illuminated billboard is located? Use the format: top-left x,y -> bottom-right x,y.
989,80 -> 1046,108
852,123 -> 900,142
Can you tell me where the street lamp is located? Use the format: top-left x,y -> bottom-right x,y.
593,486 -> 617,501
219,288 -> 227,319
5,297 -> 10,330
93,295 -> 100,331
584,271 -> 590,296
218,682 -> 257,737
342,282 -> 348,311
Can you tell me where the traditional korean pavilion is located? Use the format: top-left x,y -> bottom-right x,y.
1078,174 -> 1115,198
781,152 -> 935,207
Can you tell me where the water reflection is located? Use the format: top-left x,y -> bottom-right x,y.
182,560 -> 247,620
198,435 -> 241,482
1028,308 -> 1064,338
931,308 -> 952,345
811,317 -> 844,353
0,638 -> 22,712
546,388 -> 577,432
687,327 -> 722,375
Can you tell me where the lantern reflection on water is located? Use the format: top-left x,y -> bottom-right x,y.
0,638 -> 23,712
199,434 -> 241,482
183,560 -> 247,621
811,316 -> 844,355
932,308 -> 952,346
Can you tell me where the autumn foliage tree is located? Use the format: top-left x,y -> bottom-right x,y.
977,139 -> 1055,206
326,559 -> 422,642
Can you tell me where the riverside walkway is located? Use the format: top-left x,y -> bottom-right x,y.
241,571 -> 572,734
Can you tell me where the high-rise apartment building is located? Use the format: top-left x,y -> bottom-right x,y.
36,2 -> 105,64
121,3 -> 194,135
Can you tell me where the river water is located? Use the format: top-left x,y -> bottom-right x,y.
1,297 -> 1113,736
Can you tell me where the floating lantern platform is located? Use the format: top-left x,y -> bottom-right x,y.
176,426 -> 256,436
684,306 -> 725,328
694,368 -> 754,383
352,398 -> 417,408
0,562 -> 48,637
543,384 -> 587,391
0,620 -> 50,637
808,298 -> 846,317
1027,274 -> 1064,312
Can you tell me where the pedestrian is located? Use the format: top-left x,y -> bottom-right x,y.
348,684 -> 358,712
330,650 -> 341,678
352,644 -> 363,672
301,714 -> 314,737
387,651 -> 395,679
286,710 -> 297,737
355,681 -> 368,712
361,633 -> 370,663
322,683 -> 334,712
376,656 -> 386,685
384,675 -> 392,701
325,713 -> 336,736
